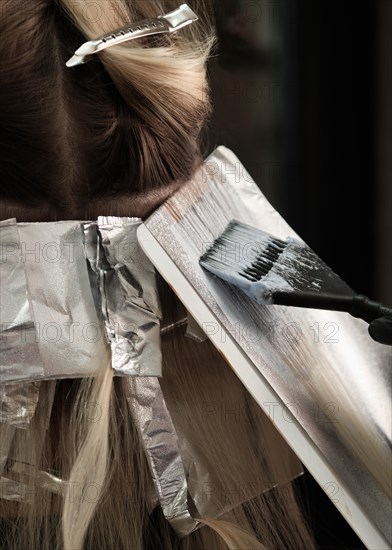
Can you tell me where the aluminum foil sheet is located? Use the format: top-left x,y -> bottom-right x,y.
1,218 -> 162,383
1,219 -> 43,427
1,220 -> 107,383
97,217 -> 162,377
0,464 -> 65,503
0,381 -> 56,496
82,222 -> 104,320
0,383 -> 65,503
185,312 -> 208,343
176,420 -> 303,521
144,146 -> 392,544
126,376 -> 199,536
0,383 -> 40,428
0,219 -> 44,383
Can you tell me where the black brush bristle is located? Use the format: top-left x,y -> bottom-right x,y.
200,220 -> 288,283
242,241 -> 286,281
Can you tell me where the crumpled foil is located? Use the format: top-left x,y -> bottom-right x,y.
0,381 -> 66,503
0,219 -> 42,427
0,217 -> 180,526
0,383 -> 40,428
126,377 -> 199,536
144,146 -> 392,544
1,218 -> 162,384
1,220 -> 107,384
0,463 -> 66,503
0,219 -> 43,384
96,217 -> 162,377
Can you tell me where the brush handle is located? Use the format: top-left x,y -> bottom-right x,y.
349,295 -> 392,323
273,291 -> 392,324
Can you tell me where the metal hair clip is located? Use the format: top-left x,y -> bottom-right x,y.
66,3 -> 198,67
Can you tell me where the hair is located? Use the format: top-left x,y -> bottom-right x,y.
0,1 -> 316,549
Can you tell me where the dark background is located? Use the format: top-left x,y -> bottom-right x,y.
209,1 -> 391,548
209,0 -> 391,303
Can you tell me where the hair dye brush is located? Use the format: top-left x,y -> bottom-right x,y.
200,219 -> 392,344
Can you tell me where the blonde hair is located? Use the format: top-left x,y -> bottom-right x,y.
62,347 -> 113,549
1,313 -> 315,550
0,1 -> 315,548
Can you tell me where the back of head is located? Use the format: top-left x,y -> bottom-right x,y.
0,2 -> 316,549
0,0 -> 212,220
